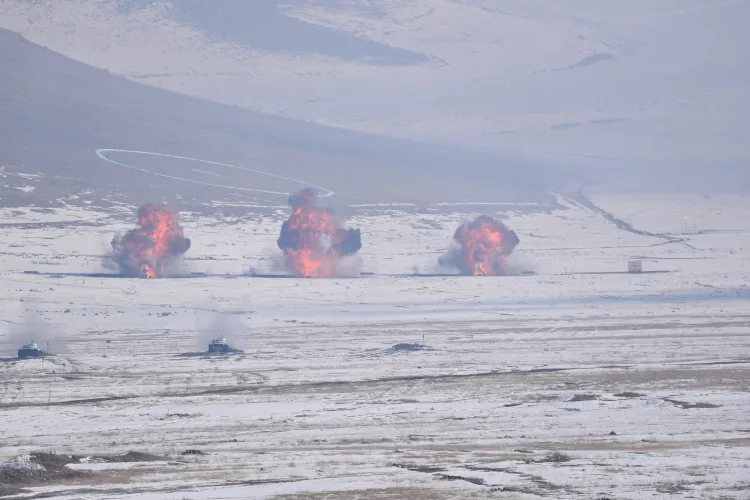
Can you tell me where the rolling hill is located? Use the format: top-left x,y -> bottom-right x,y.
2,0 -> 748,191
0,27 -> 547,213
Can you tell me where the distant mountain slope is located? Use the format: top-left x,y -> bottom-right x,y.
148,0 -> 434,66
0,28 -> 547,212
2,0 -> 748,188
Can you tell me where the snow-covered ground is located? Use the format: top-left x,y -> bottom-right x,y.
1,0 -> 747,177
1,194 -> 749,498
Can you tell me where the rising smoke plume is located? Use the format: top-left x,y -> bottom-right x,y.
197,311 -> 243,352
3,304 -> 68,359
111,203 -> 191,278
277,188 -> 362,277
438,215 -> 520,275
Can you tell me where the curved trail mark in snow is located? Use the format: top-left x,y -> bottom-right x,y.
95,149 -> 334,197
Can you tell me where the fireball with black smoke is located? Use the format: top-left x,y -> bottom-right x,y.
111,203 -> 191,278
277,188 -> 362,277
439,215 -> 519,275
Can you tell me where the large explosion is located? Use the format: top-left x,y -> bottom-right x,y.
111,204 -> 191,278
439,215 -> 519,275
277,188 -> 362,277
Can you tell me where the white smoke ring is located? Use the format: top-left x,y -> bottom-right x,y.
95,149 -> 334,197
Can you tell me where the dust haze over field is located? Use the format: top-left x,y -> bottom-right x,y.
1,2 -> 749,499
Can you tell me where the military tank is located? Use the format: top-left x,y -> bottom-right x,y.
208,335 -> 230,353
17,341 -> 46,360
208,335 -> 241,354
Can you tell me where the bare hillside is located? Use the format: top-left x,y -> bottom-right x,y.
2,0 -> 748,189
0,28 -> 546,213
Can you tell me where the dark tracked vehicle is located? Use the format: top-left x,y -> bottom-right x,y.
207,335 -> 243,355
18,341 -> 46,360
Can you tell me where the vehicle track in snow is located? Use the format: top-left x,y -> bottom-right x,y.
562,192 -> 698,250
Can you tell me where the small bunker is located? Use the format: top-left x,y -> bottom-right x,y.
628,260 -> 643,273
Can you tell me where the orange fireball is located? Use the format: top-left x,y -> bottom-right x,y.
278,189 -> 362,277
112,204 -> 191,278
440,215 -> 519,276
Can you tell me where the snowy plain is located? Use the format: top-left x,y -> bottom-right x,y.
1,193 -> 749,498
